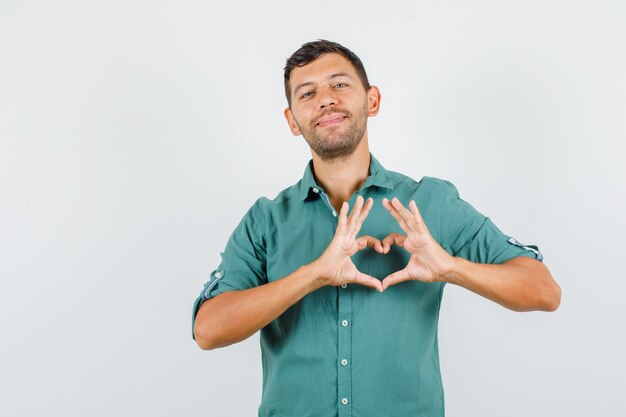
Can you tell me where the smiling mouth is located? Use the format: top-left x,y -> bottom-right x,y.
316,115 -> 346,127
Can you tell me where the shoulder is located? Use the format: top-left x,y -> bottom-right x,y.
420,176 -> 461,198
252,179 -> 301,210
243,179 -> 302,224
385,169 -> 460,199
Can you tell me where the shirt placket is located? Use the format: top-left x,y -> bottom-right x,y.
314,186 -> 353,416
337,280 -> 352,416
313,187 -> 338,218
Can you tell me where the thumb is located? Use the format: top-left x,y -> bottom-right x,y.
381,268 -> 412,290
352,270 -> 384,292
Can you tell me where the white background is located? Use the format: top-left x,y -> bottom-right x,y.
1,1 -> 625,416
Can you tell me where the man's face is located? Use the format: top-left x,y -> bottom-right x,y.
284,53 -> 380,161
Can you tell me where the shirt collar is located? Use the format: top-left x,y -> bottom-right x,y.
299,153 -> 394,201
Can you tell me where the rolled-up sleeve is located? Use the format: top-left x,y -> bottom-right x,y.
437,179 -> 543,265
192,198 -> 268,340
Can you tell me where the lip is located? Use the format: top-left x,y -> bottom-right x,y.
316,114 -> 346,127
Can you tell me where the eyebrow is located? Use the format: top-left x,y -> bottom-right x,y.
293,72 -> 354,96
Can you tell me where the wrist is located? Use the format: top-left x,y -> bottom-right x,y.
304,260 -> 330,291
440,256 -> 468,285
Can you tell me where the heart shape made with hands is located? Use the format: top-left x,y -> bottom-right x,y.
346,196 -> 455,291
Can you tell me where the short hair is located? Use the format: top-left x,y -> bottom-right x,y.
284,39 -> 371,107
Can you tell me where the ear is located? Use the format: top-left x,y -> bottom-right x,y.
283,107 -> 302,136
366,86 -> 381,117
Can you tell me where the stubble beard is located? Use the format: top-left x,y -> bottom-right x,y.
298,104 -> 368,163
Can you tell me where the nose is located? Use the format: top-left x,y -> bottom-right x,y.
317,87 -> 337,109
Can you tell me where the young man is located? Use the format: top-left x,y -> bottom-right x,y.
192,40 -> 561,417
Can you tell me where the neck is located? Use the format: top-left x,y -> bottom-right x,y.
310,134 -> 371,212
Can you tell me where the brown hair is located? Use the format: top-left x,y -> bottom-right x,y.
284,39 -> 371,107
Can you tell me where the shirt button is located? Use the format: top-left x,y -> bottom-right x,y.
341,359 -> 348,366
332,210 -> 337,217
312,187 -> 319,193
214,272 -> 222,278
340,284 -> 347,289
341,320 -> 349,327
341,398 -> 349,405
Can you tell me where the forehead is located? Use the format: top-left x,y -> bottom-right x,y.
290,53 -> 358,85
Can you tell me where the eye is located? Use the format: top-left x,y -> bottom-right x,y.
300,91 -> 314,99
334,82 -> 348,88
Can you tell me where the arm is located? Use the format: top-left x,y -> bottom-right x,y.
444,256 -> 560,312
380,197 -> 561,312
194,196 -> 383,350
194,263 -> 322,350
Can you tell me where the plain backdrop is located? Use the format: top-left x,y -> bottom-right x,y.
1,1 -> 625,416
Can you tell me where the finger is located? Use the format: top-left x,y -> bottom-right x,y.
390,197 -> 417,232
382,198 -> 410,233
382,234 -> 392,253
382,233 -> 405,253
382,233 -> 393,253
356,235 -> 384,253
409,200 -> 426,228
381,268 -> 412,290
408,200 -> 435,238
354,196 -> 373,230
338,201 -> 349,230
347,195 -> 364,234
382,197 -> 409,231
352,271 -> 383,292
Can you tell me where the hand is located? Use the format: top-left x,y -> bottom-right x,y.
313,195 -> 384,292
380,197 -> 455,290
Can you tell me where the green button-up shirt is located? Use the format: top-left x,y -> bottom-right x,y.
192,153 -> 542,417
